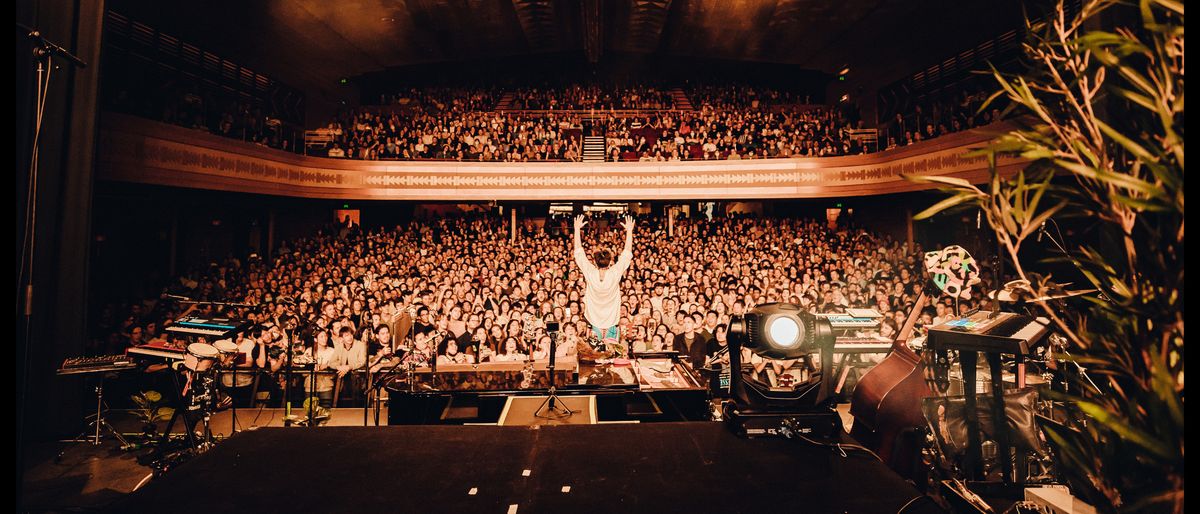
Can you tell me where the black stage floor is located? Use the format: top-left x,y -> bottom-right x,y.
112,423 -> 936,514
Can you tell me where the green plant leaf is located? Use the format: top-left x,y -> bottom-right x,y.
912,193 -> 979,220
1094,119 -> 1159,164
1076,401 -> 1175,461
902,174 -> 976,189
1148,0 -> 1183,17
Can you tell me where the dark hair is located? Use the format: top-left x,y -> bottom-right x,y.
594,249 -> 613,268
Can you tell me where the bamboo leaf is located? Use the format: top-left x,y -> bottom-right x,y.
1054,160 -> 1165,197
1149,0 -> 1184,16
1116,64 -> 1159,98
1112,86 -> 1160,112
913,193 -> 978,220
1074,402 -> 1175,461
902,174 -> 977,190
1020,202 -> 1067,240
1095,119 -> 1158,163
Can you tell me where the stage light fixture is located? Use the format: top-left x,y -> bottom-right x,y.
725,303 -> 841,438
732,302 -> 833,361
768,316 -> 801,349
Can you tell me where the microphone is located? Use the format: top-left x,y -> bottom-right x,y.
976,210 -> 981,230
161,293 -> 192,301
1037,221 -> 1046,242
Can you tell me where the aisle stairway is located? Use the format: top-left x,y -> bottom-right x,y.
494,92 -> 514,111
582,136 -> 606,163
671,88 -> 695,111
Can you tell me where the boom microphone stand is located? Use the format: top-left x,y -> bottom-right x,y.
534,326 -> 574,419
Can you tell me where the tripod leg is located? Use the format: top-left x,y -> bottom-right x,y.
99,418 -> 130,447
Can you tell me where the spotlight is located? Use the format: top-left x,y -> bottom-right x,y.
725,303 -> 841,438
733,303 -> 833,360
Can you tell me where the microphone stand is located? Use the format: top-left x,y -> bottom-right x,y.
309,344 -> 318,428
284,330 -> 295,425
369,359 -> 408,426
17,26 -> 89,491
280,313 -> 303,427
534,329 -> 573,419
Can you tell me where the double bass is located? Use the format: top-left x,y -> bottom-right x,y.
849,292 -> 932,472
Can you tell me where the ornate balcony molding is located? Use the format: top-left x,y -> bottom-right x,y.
97,112 -> 1025,200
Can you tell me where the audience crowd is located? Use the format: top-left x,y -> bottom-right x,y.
107,82 -> 304,153
95,212 -> 991,407
686,83 -> 811,110
318,83 -> 869,161
507,84 -> 675,111
375,86 -> 500,113
601,107 -> 862,161
320,110 -> 583,161
882,88 -> 1000,149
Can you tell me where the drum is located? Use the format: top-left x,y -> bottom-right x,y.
213,339 -> 239,367
1002,371 -> 1051,389
946,366 -> 993,396
185,343 -> 220,372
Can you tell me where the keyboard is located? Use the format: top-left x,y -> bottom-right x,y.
128,341 -> 188,360
165,316 -> 248,338
927,311 -> 1050,355
58,355 -> 137,375
820,315 -> 882,330
833,336 -> 894,354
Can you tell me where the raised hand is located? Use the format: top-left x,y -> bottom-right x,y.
622,215 -> 635,233
574,214 -> 588,231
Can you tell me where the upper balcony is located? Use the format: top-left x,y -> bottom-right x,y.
96,112 -> 1024,201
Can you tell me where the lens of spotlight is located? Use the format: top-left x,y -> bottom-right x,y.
767,316 -> 801,348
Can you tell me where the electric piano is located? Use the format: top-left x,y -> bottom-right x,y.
128,340 -> 188,361
165,316 -> 249,339
926,310 -> 1051,484
927,311 -> 1050,355
58,354 -> 138,375
833,335 -> 895,354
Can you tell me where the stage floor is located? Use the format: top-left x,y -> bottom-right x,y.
110,422 -> 932,514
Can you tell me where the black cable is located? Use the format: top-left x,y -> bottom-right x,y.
895,494 -> 932,514
788,431 -> 883,462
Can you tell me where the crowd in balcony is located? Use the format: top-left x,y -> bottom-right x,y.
506,84 -> 675,111
882,88 -> 1001,149
106,81 -> 304,153
315,84 -> 872,162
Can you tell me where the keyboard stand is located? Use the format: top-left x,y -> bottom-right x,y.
957,349 -> 1025,484
60,373 -> 129,450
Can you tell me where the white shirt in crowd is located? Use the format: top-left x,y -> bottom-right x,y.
573,245 -> 633,330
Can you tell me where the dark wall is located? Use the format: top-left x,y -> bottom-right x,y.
87,184 -> 422,312
16,0 -> 105,498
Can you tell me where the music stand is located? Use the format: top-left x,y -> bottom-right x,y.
534,323 -> 574,419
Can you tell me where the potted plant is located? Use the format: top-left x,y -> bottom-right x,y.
130,390 -> 174,439
907,1 -> 1183,512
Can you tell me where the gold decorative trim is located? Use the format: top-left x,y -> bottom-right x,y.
97,112 -> 1023,200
